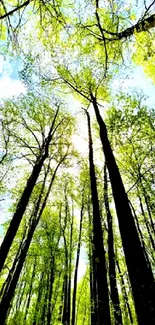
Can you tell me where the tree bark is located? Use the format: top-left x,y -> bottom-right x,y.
117,14 -> 155,39
0,108 -> 59,273
46,257 -> 54,325
72,193 -> 84,325
23,257 -> 36,323
91,94 -> 155,325
99,13 -> 155,40
85,109 -> 111,325
0,158 -> 62,324
104,164 -> 123,325
33,271 -> 45,325
116,260 -> 133,324
88,203 -> 98,325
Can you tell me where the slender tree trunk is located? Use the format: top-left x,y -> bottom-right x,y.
0,227 -> 26,299
23,258 -> 36,323
138,191 -> 155,251
0,220 -> 37,325
62,232 -> 69,325
0,108 -> 59,273
85,109 -> 111,325
143,191 -> 155,234
33,271 -> 45,325
0,160 -> 62,324
140,180 -> 155,235
97,13 -> 155,40
116,260 -> 133,324
91,94 -> 155,325
88,203 -> 98,325
41,273 -> 49,325
0,157 -> 44,273
62,273 -> 69,325
89,238 -> 98,325
68,206 -> 73,325
129,200 -> 153,264
46,257 -> 54,325
72,193 -> 84,325
15,277 -> 26,313
104,164 -> 123,325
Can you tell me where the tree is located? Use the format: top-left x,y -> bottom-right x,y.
1,0 -> 155,324
104,164 -> 123,325
85,108 -> 111,325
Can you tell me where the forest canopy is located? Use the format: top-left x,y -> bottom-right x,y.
0,0 -> 155,325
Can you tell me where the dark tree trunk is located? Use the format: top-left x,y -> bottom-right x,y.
72,193 -> 84,325
23,258 -> 36,323
15,276 -> 26,313
117,14 -> 155,39
129,200 -> 153,264
116,260 -> 133,324
140,179 -> 155,235
89,238 -> 99,325
97,13 -> 155,40
46,257 -> 54,325
91,94 -> 155,325
138,191 -> 155,252
33,271 -> 45,325
41,273 -> 49,325
0,160 -> 62,324
0,157 -> 45,273
62,232 -> 69,325
62,273 -> 69,325
104,164 -> 123,325
0,227 -> 26,299
85,109 -> 111,325
143,190 -> 155,235
0,108 -> 59,273
68,205 -> 73,325
88,203 -> 98,325
0,220 -> 37,325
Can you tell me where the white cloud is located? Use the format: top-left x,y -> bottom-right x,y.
0,76 -> 26,98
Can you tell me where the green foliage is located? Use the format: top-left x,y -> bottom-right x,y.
0,1 -> 155,324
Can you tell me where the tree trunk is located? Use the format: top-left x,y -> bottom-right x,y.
23,258 -> 36,323
129,200 -> 151,265
62,230 -> 69,325
0,160 -> 62,324
91,94 -> 155,325
72,193 -> 84,325
138,191 -> 155,252
33,271 -> 45,325
117,14 -> 155,39
0,220 -> 37,325
0,157 -> 45,273
88,203 -> 98,325
104,164 -> 123,325
46,257 -> 54,325
0,108 -> 59,273
85,109 -> 111,325
116,260 -> 133,324
68,204 -> 73,325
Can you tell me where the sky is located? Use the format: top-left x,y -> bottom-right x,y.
0,55 -> 26,98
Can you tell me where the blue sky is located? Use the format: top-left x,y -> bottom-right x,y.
0,55 -> 26,98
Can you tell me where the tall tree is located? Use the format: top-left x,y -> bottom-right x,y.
72,189 -> 84,325
0,104 -> 60,272
91,93 -> 155,325
85,108 -> 111,325
104,163 -> 123,325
